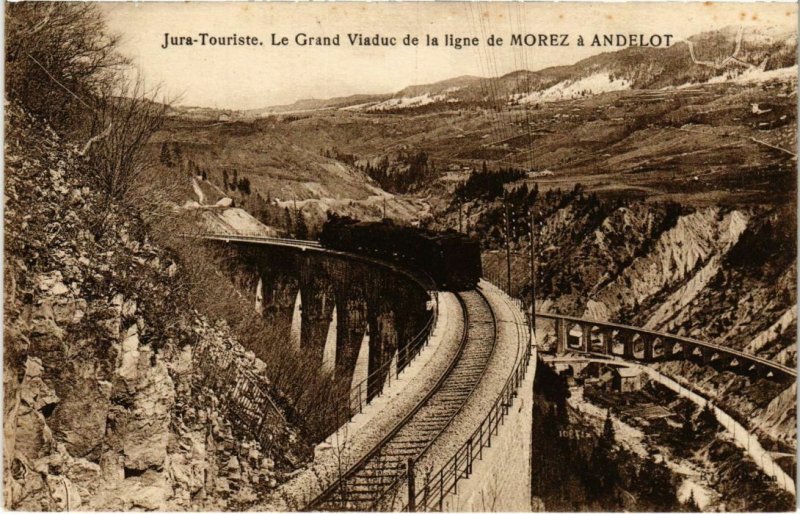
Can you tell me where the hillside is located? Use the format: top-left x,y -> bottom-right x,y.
3,104 -> 311,510
477,188 -> 796,453
241,93 -> 392,117
152,113 -> 434,232
203,72 -> 794,208
175,25 -> 795,118
155,25 -> 796,231
359,25 -> 797,110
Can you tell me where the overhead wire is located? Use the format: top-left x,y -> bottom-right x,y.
476,4 -> 515,151
466,2 -> 511,160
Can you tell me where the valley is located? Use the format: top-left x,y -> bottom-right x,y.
148,25 -> 797,511
5,5 -> 796,511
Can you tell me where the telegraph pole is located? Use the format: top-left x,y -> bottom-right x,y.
529,209 -> 537,335
407,458 -> 416,512
504,197 -> 512,296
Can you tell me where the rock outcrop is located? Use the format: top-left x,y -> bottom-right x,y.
4,103 -> 310,510
482,190 -> 796,452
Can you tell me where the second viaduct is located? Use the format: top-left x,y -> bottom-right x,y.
539,312 -> 796,381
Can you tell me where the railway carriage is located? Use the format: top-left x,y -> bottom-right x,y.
319,216 -> 481,290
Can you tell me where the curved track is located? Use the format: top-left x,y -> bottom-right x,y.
309,289 -> 497,511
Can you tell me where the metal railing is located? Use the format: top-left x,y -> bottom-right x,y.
313,281 -> 532,511
308,292 -> 475,511
351,289 -> 500,510
314,290 -> 440,435
398,284 -> 533,511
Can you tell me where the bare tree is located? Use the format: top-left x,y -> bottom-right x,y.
6,2 -> 177,229
5,3 -> 128,134
85,76 -> 170,202
479,468 -> 504,512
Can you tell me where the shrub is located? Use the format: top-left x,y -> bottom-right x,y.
5,3 -> 126,134
84,77 -> 170,204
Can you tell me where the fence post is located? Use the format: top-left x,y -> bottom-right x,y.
423,472 -> 430,512
487,411 -> 492,448
453,456 -> 458,494
256,411 -> 267,442
479,424 -> 484,459
358,382 -> 363,414
407,458 -> 416,512
439,470 -> 444,511
467,438 -> 473,476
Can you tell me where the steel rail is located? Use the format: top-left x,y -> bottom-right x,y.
306,293 -> 473,510
370,288 -> 499,510
307,289 -> 498,511
402,284 -> 533,511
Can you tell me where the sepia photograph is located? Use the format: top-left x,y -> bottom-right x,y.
3,1 -> 798,511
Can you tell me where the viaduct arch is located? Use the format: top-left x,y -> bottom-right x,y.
539,313 -> 796,382
205,235 -> 435,400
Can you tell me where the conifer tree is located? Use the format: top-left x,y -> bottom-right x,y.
685,490 -> 700,512
283,207 -> 293,235
159,142 -> 172,167
681,413 -> 695,442
697,402 -> 718,432
172,143 -> 182,167
295,210 -> 309,239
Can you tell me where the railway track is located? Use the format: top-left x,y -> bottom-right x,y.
309,289 -> 497,511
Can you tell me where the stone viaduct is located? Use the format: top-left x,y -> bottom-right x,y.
206,235 -> 434,400
539,313 -> 796,381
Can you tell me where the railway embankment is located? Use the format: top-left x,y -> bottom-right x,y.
407,281 -> 533,510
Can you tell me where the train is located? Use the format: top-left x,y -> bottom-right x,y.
319,216 -> 482,291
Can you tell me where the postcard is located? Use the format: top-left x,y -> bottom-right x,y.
4,1 -> 797,512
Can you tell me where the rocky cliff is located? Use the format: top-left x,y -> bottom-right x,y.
4,104 -> 309,510
480,190 -> 796,450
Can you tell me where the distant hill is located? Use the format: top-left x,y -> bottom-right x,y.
360,25 -> 797,112
241,93 -> 392,116
393,75 -> 483,98
185,25 -> 794,118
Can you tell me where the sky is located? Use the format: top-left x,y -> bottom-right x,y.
101,2 -> 797,110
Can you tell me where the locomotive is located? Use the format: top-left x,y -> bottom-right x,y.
319,216 -> 482,291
